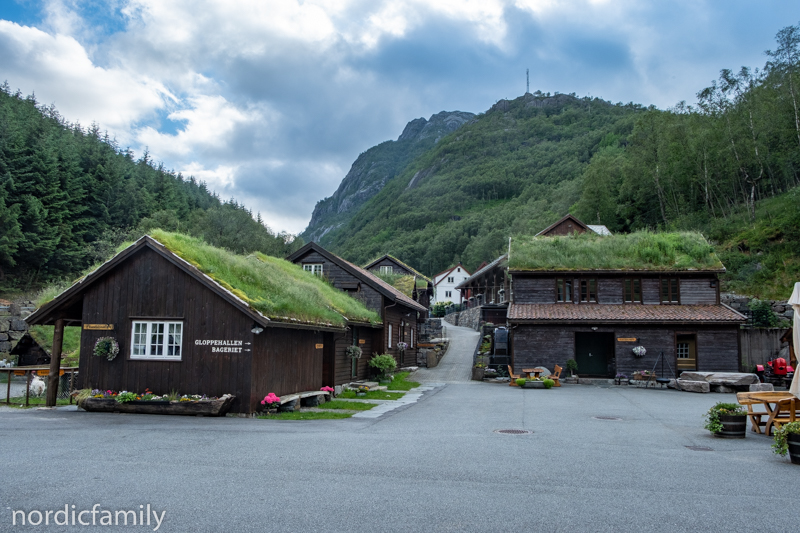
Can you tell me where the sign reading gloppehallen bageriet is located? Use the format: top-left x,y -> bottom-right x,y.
195,339 -> 245,353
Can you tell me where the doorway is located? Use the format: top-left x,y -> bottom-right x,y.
676,333 -> 697,371
575,332 -> 615,377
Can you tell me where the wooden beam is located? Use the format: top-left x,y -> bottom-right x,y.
46,318 -> 65,407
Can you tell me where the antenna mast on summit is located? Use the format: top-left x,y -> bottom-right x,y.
526,69 -> 530,94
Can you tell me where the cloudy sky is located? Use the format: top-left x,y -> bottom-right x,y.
0,1 -> 797,234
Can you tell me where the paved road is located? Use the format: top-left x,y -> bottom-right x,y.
413,323 -> 480,383
1,383 -> 798,532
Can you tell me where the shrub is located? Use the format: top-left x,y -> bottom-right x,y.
543,379 -> 555,389
566,359 -> 578,374
772,421 -> 800,457
369,354 -> 397,378
516,378 -> 527,387
431,302 -> 449,318
749,299 -> 778,327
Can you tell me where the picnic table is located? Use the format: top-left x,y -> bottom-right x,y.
522,368 -> 542,379
742,392 -> 798,436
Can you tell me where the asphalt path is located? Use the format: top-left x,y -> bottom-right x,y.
414,323 -> 479,383
1,383 -> 798,532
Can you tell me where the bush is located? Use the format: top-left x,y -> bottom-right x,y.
431,302 -> 449,318
772,421 -> 800,457
515,378 -> 527,387
566,359 -> 578,374
749,299 -> 778,327
369,354 -> 397,379
543,379 -> 555,389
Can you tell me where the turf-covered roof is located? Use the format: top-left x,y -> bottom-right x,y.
508,231 -> 725,272
364,254 -> 433,284
32,231 -> 381,329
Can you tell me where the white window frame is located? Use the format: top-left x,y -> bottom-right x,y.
445,291 -> 452,298
447,276 -> 454,283
131,320 -> 183,360
388,324 -> 392,349
410,329 -> 414,349
380,265 -> 393,275
303,263 -> 323,276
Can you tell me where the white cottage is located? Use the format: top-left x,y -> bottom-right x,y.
432,263 -> 471,306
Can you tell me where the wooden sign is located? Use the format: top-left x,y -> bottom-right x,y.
315,343 -> 324,349
358,339 -> 365,345
617,337 -> 637,342
84,324 -> 114,330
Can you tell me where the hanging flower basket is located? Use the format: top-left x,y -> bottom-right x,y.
93,337 -> 120,361
632,346 -> 646,358
346,345 -> 362,359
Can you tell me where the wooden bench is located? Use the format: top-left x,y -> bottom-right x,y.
549,365 -> 562,387
736,392 -> 770,434
769,397 -> 799,434
507,365 -> 521,387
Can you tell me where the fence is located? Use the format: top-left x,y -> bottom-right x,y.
739,327 -> 791,371
1,367 -> 79,406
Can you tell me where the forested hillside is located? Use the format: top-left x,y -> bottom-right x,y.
0,83 -> 296,290
318,24 -> 800,300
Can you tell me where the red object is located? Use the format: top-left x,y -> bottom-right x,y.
756,365 -> 764,372
768,357 -> 789,376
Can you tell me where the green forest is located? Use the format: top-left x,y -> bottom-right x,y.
323,24 -> 800,299
0,83 -> 300,292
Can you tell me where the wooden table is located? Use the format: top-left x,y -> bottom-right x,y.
749,392 -> 798,436
522,368 -> 542,379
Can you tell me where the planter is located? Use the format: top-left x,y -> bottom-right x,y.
522,381 -> 545,389
78,395 -> 235,417
356,392 -> 366,397
472,367 -> 486,381
715,414 -> 747,439
789,433 -> 800,465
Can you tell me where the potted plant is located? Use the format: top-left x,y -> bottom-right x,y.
772,421 -> 800,464
566,359 -> 578,377
520,378 -> 545,389
615,373 -> 629,385
472,356 -> 488,381
368,353 -> 397,382
703,402 -> 747,438
93,337 -> 120,361
356,385 -> 369,397
346,345 -> 362,360
632,346 -> 646,358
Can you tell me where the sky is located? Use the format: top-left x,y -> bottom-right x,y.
0,1 -> 798,235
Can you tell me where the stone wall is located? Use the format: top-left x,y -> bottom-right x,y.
442,306 -> 481,331
722,293 -> 794,322
0,299 -> 35,357
419,318 -> 443,343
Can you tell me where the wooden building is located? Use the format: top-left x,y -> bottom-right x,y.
432,263 -> 471,306
10,331 -> 51,366
535,214 -> 612,237
288,243 -> 427,368
26,232 -> 382,412
506,232 -> 746,377
364,254 -> 433,314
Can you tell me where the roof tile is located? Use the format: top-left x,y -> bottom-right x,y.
508,303 -> 746,323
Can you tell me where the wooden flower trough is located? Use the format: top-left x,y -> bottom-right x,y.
78,394 -> 236,417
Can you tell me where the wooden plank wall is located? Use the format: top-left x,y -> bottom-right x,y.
680,279 -> 718,304
331,326 -> 378,385
739,327 -> 790,370
598,279 -> 623,304
512,324 -> 740,377
384,304 -> 418,367
641,279 -> 660,304
78,247 -> 255,413
368,258 -> 413,276
250,328 -> 324,412
512,278 -> 554,303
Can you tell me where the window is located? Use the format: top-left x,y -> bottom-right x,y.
388,324 -> 392,349
623,279 -> 642,303
447,276 -> 454,283
556,279 -> 572,303
579,279 -> 597,303
445,291 -> 452,298
457,268 -> 461,272
303,263 -> 323,276
131,321 -> 182,360
380,265 -> 393,275
661,278 -> 679,303
410,329 -> 414,348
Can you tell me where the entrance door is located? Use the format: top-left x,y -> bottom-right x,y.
322,332 -> 335,388
676,333 -> 697,371
575,332 -> 615,377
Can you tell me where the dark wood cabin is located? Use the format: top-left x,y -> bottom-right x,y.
288,243 -> 427,369
26,236 -> 381,413
456,254 -> 509,308
10,332 -> 51,366
535,214 -> 611,237
364,254 -> 433,315
508,271 -> 746,378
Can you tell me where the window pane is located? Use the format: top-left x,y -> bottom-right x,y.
589,279 -> 597,302
671,279 -> 678,302
167,323 -> 182,357
624,279 -> 632,302
565,280 -> 572,302
633,279 -> 641,302
132,322 -> 147,356
580,280 -> 587,302
150,323 -> 164,356
661,279 -> 669,301
677,342 -> 689,358
557,279 -> 564,302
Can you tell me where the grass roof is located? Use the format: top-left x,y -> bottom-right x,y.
509,231 -> 724,272
149,231 -> 381,327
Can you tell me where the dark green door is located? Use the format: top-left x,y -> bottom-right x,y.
575,332 -> 614,376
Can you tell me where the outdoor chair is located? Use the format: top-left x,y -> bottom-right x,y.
548,365 -> 562,387
736,392 -> 769,434
507,365 -> 521,386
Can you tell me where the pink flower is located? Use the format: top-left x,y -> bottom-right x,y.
320,386 -> 334,392
262,393 -> 281,405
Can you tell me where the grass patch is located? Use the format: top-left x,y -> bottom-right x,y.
317,400 -> 376,411
509,231 -> 723,271
257,411 -> 353,420
338,390 -> 405,400
4,397 -> 72,408
27,325 -> 82,366
388,371 -> 420,391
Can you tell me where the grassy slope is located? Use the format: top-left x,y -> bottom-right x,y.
327,94 -> 639,275
509,231 -> 723,271
27,325 -> 82,366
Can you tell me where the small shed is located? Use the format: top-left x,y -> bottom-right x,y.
9,331 -> 51,366
25,231 -> 382,412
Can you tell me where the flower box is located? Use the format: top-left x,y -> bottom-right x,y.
78,395 -> 235,417
522,381 -> 545,389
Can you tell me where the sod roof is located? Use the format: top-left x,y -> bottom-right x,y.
508,231 -> 725,272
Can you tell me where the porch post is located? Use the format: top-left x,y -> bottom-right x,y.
46,318 -> 65,407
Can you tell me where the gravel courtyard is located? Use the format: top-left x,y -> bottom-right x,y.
1,379 -> 798,533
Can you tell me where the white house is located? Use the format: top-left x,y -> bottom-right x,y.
432,263 -> 471,306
